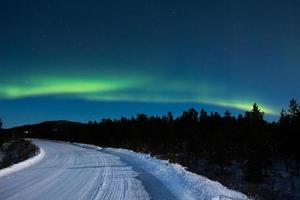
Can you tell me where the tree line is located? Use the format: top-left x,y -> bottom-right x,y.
2,99 -> 300,183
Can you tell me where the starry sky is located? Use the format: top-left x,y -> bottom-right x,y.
0,0 -> 300,127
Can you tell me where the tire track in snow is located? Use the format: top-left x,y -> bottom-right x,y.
0,139 -> 174,200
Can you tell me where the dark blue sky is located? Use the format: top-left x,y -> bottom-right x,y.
1,0 -> 300,127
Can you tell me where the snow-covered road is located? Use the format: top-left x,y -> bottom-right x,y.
0,139 -> 248,200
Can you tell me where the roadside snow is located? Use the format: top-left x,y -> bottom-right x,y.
72,142 -> 102,151
105,148 -> 249,200
0,140 -> 248,200
0,146 -> 45,178
75,142 -> 248,199
1,140 -> 152,200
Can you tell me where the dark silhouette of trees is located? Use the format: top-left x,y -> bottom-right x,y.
0,118 -> 4,144
6,99 -> 300,186
242,104 -> 271,182
279,99 -> 300,175
288,99 -> 300,118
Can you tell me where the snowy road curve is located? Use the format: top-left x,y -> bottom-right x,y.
0,139 -> 175,200
0,139 -> 248,200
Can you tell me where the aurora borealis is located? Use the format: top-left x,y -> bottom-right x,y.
1,1 -> 300,127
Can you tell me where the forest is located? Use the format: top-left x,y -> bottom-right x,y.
1,99 -> 299,199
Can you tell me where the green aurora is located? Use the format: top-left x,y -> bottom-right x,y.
0,73 -> 278,115
1,0 -> 300,128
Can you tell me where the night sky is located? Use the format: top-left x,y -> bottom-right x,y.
1,0 -> 300,128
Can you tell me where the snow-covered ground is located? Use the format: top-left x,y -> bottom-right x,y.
0,145 -> 45,178
104,148 -> 248,200
0,139 -> 248,200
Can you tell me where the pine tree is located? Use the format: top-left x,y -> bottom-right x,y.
288,99 -> 299,119
249,103 -> 264,121
199,109 -> 208,121
224,110 -> 232,118
243,103 -> 270,183
167,112 -> 173,123
182,108 -> 198,121
287,99 -> 300,175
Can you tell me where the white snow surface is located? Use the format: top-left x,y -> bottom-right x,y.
72,142 -> 103,151
0,139 -> 248,200
0,145 -> 45,178
104,148 -> 248,200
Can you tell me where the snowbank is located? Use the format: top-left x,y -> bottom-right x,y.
0,145 -> 45,178
73,142 -> 248,199
106,148 -> 249,200
72,142 -> 102,151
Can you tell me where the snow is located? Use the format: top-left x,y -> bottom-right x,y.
0,145 -> 45,178
72,142 -> 103,151
0,139 -> 152,200
104,148 -> 249,200
0,139 -> 248,200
